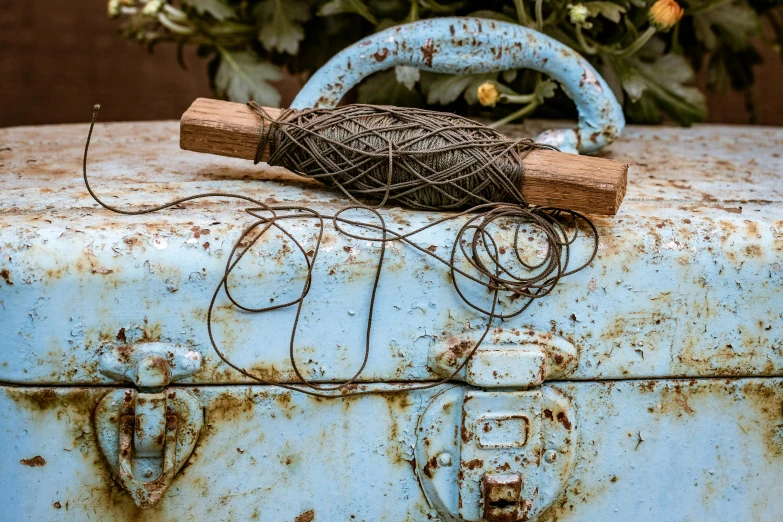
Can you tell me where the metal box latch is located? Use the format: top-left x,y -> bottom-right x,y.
94,342 -> 203,509
417,331 -> 577,521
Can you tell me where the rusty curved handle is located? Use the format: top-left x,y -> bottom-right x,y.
292,17 -> 624,155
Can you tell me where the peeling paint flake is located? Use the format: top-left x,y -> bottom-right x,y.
151,235 -> 168,250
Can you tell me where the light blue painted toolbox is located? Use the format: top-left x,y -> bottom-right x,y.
1,17 -> 783,522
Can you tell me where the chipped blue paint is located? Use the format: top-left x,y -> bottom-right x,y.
292,17 -> 625,155
4,380 -> 783,520
2,73 -> 782,518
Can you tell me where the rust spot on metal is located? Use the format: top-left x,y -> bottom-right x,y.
556,411 -> 572,430
207,390 -> 260,422
20,455 -> 46,467
420,38 -> 435,67
461,424 -> 472,443
423,456 -> 439,478
373,48 -> 389,62
295,510 -> 315,522
463,458 -> 483,470
0,268 -> 12,285
117,328 -> 127,343
673,392 -> 695,415
8,388 -> 58,411
53,502 -> 62,509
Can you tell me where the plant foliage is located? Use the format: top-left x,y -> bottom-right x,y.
108,0 -> 783,125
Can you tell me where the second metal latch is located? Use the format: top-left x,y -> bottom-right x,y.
94,342 -> 203,509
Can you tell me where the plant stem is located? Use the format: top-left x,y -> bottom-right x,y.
163,4 -> 189,23
207,22 -> 256,36
535,0 -> 544,31
157,13 -> 195,35
489,101 -> 540,128
500,93 -> 537,104
575,25 -> 599,55
617,26 -> 656,57
408,0 -> 420,22
514,0 -> 530,25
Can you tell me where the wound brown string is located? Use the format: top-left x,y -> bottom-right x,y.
249,102 -> 558,210
83,104 -> 598,399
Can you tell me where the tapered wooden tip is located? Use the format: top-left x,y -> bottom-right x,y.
180,98 -> 628,215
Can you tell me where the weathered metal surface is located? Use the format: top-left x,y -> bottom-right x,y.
93,342 -> 204,508
93,387 -> 203,509
99,342 -> 202,389
428,330 -> 578,388
2,379 -> 783,520
292,17 -> 624,155
0,121 -> 781,385
416,386 -> 575,521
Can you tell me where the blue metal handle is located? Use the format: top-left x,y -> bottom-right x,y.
292,17 -> 624,155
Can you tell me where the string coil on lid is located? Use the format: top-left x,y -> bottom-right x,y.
249,102 -> 556,210
83,105 -> 597,398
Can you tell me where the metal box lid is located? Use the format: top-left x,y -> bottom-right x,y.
1,120 -> 781,385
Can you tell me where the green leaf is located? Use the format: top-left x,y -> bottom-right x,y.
502,69 -> 518,83
183,0 -> 235,21
423,74 -> 475,105
214,51 -> 282,106
255,0 -> 311,55
597,59 -> 625,104
318,0 -> 378,24
357,70 -> 424,106
618,54 -> 707,125
422,73 -> 497,105
625,92 -> 662,124
583,1 -> 627,23
692,3 -> 762,51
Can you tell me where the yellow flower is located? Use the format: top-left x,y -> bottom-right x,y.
648,0 -> 684,31
107,0 -> 121,17
477,82 -> 500,107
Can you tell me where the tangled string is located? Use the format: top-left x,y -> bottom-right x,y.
251,102 -> 557,210
83,105 -> 597,398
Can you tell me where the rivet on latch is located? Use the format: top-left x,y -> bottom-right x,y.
482,473 -> 524,522
545,450 -> 558,463
438,453 -> 452,467
135,356 -> 171,390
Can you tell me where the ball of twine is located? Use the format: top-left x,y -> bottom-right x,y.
250,102 -> 555,210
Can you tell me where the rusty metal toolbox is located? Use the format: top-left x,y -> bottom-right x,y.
0,115 -> 781,521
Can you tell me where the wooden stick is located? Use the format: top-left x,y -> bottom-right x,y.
181,98 -> 628,215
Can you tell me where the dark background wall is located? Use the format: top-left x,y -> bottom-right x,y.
1,0 -> 782,128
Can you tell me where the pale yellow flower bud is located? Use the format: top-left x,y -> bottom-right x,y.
107,0 -> 121,18
569,4 -> 590,25
477,82 -> 501,107
648,0 -> 684,31
142,0 -> 164,16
